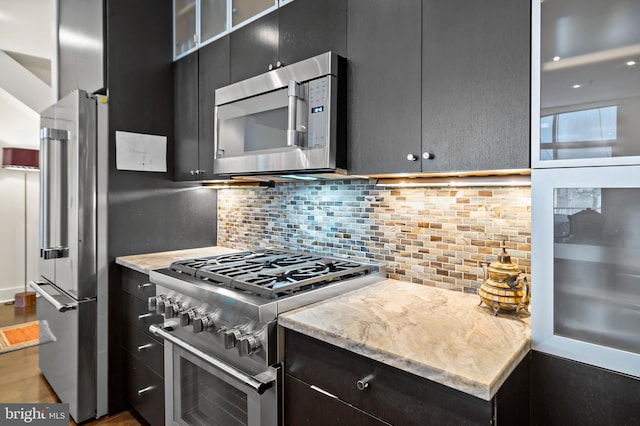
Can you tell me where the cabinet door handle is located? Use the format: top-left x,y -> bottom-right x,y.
138,313 -> 153,320
137,386 -> 154,396
137,283 -> 153,290
356,374 -> 375,391
422,152 -> 435,160
137,343 -> 153,352
406,154 -> 419,161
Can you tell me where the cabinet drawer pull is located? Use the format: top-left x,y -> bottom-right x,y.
356,374 -> 375,391
137,283 -> 153,290
137,343 -> 153,352
138,313 -> 153,320
310,385 -> 338,399
137,386 -> 154,396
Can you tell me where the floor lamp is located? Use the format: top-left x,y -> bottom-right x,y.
2,147 -> 39,307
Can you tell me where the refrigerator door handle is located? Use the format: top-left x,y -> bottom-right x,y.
29,281 -> 78,313
40,127 -> 70,260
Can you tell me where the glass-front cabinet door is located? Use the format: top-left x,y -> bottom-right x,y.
201,0 -> 228,44
174,0 -> 197,58
174,0 -> 281,59
532,0 -> 640,167
231,0 -> 277,29
532,165 -> 640,379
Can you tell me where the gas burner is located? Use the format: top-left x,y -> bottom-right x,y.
167,249 -> 378,299
260,254 -> 322,268
171,249 -> 283,276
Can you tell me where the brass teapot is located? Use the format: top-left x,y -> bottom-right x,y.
478,243 -> 529,315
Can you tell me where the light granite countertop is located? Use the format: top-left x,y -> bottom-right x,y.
115,246 -> 238,274
278,279 -> 530,401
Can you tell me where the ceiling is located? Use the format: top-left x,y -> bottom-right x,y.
0,0 -> 53,112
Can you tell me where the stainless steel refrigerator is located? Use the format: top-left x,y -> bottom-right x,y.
30,89 -> 109,423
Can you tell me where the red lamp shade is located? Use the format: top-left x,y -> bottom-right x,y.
2,147 -> 39,170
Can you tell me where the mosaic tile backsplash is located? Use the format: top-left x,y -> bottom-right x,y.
217,179 -> 531,293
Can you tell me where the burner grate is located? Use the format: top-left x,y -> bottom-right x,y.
168,249 -> 375,299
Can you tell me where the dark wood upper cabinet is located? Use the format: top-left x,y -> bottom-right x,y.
198,36 -> 230,179
174,52 -> 199,181
176,0 -> 530,178
421,0 -> 530,173
346,0 -> 423,175
174,36 -> 230,181
229,11 -> 279,83
229,0 -> 347,84
347,0 -> 530,175
278,0 -> 347,66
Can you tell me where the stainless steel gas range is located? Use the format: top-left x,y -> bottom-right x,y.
147,248 -> 384,426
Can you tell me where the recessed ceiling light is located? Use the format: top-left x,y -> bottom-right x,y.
627,60 -> 637,66
572,84 -> 582,89
553,56 -> 561,62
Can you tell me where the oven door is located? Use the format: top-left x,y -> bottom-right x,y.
154,326 -> 278,426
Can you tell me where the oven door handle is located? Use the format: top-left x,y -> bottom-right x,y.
149,324 -> 275,395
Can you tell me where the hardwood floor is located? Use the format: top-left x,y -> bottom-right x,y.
0,302 -> 144,425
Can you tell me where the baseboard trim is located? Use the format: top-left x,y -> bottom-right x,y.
0,286 -> 27,303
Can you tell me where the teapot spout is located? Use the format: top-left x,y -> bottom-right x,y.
507,274 -> 521,288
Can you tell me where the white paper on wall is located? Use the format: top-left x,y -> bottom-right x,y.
115,131 -> 167,172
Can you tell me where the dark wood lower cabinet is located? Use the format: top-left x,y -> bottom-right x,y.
284,329 -> 529,426
285,374 -> 390,426
531,351 -> 640,426
121,268 -> 165,425
123,351 -> 165,426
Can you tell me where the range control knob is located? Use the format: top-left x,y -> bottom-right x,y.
193,313 -> 217,333
156,297 -> 174,315
164,301 -> 184,319
180,308 -> 199,327
238,334 -> 262,357
148,295 -> 165,312
222,327 -> 244,349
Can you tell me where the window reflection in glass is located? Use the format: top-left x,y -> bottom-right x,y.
556,106 -> 617,143
539,0 -> 640,162
541,106 -> 617,161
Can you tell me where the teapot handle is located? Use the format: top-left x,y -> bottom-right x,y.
516,277 -> 529,312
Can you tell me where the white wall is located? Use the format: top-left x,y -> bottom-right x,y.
0,88 -> 40,302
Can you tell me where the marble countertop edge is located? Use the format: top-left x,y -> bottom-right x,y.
487,338 -> 531,398
115,246 -> 239,274
278,315 -> 524,401
278,300 -> 531,401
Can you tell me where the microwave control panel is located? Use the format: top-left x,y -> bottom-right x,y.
306,75 -> 330,148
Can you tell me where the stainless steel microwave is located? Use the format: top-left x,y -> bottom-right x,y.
214,51 -> 345,176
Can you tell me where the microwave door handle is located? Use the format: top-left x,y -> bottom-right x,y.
40,128 -> 70,260
287,80 -> 300,146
